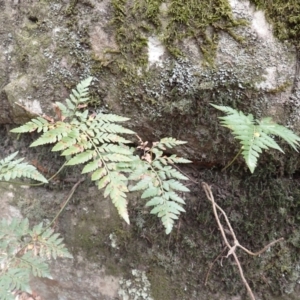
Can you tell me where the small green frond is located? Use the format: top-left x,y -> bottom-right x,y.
0,151 -> 19,165
149,198 -> 185,234
17,252 -> 51,278
167,191 -> 186,204
212,104 -> 300,173
0,154 -> 48,183
102,153 -> 132,162
0,218 -> 29,241
35,227 -> 72,259
0,268 -> 31,295
145,196 -> 164,207
99,144 -> 133,155
163,166 -> 189,180
51,127 -> 79,151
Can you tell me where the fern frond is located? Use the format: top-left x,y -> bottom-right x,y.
0,218 -> 72,300
130,138 -> 190,233
0,268 -> 31,295
56,77 -> 93,119
36,228 -> 73,260
0,152 -> 48,183
16,252 -> 51,278
211,104 -> 300,173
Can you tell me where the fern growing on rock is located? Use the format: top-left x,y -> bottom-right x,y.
0,153 -> 70,300
11,77 -> 191,232
0,151 -> 48,183
211,104 -> 300,173
129,137 -> 191,234
0,218 -> 72,300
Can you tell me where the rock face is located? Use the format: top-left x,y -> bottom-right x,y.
0,0 -> 299,162
1,2 -> 300,299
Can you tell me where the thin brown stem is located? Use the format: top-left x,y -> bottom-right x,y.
201,182 -> 284,300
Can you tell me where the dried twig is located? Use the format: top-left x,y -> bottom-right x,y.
202,182 -> 284,300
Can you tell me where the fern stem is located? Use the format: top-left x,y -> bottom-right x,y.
222,148 -> 243,172
44,161 -> 67,182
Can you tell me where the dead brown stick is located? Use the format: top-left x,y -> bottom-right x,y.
201,182 -> 284,300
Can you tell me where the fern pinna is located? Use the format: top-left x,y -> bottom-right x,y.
11,77 -> 191,231
211,104 -> 300,173
129,137 -> 191,234
0,151 -> 48,183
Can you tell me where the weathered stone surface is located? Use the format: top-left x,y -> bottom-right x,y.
0,0 -> 298,164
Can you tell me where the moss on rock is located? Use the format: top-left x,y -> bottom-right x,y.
250,0 -> 300,46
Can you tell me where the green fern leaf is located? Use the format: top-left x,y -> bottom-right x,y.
51,134 -> 78,151
258,117 -> 300,151
129,176 -> 152,191
96,174 -> 110,188
82,160 -> 101,174
102,153 -> 132,162
163,166 -> 188,180
0,153 -> 48,183
30,130 -> 61,147
141,186 -> 160,198
99,114 -> 131,123
145,196 -> 163,206
100,123 -> 135,134
158,137 -> 187,148
103,173 -> 129,224
17,252 -> 51,278
0,268 -> 31,295
10,121 -> 40,133
166,155 -> 192,164
33,227 -> 72,259
211,104 -> 300,173
167,179 -> 190,192
92,168 -> 107,181
166,191 -> 186,204
66,150 -> 94,165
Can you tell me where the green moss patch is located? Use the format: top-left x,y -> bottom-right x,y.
251,0 -> 300,46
